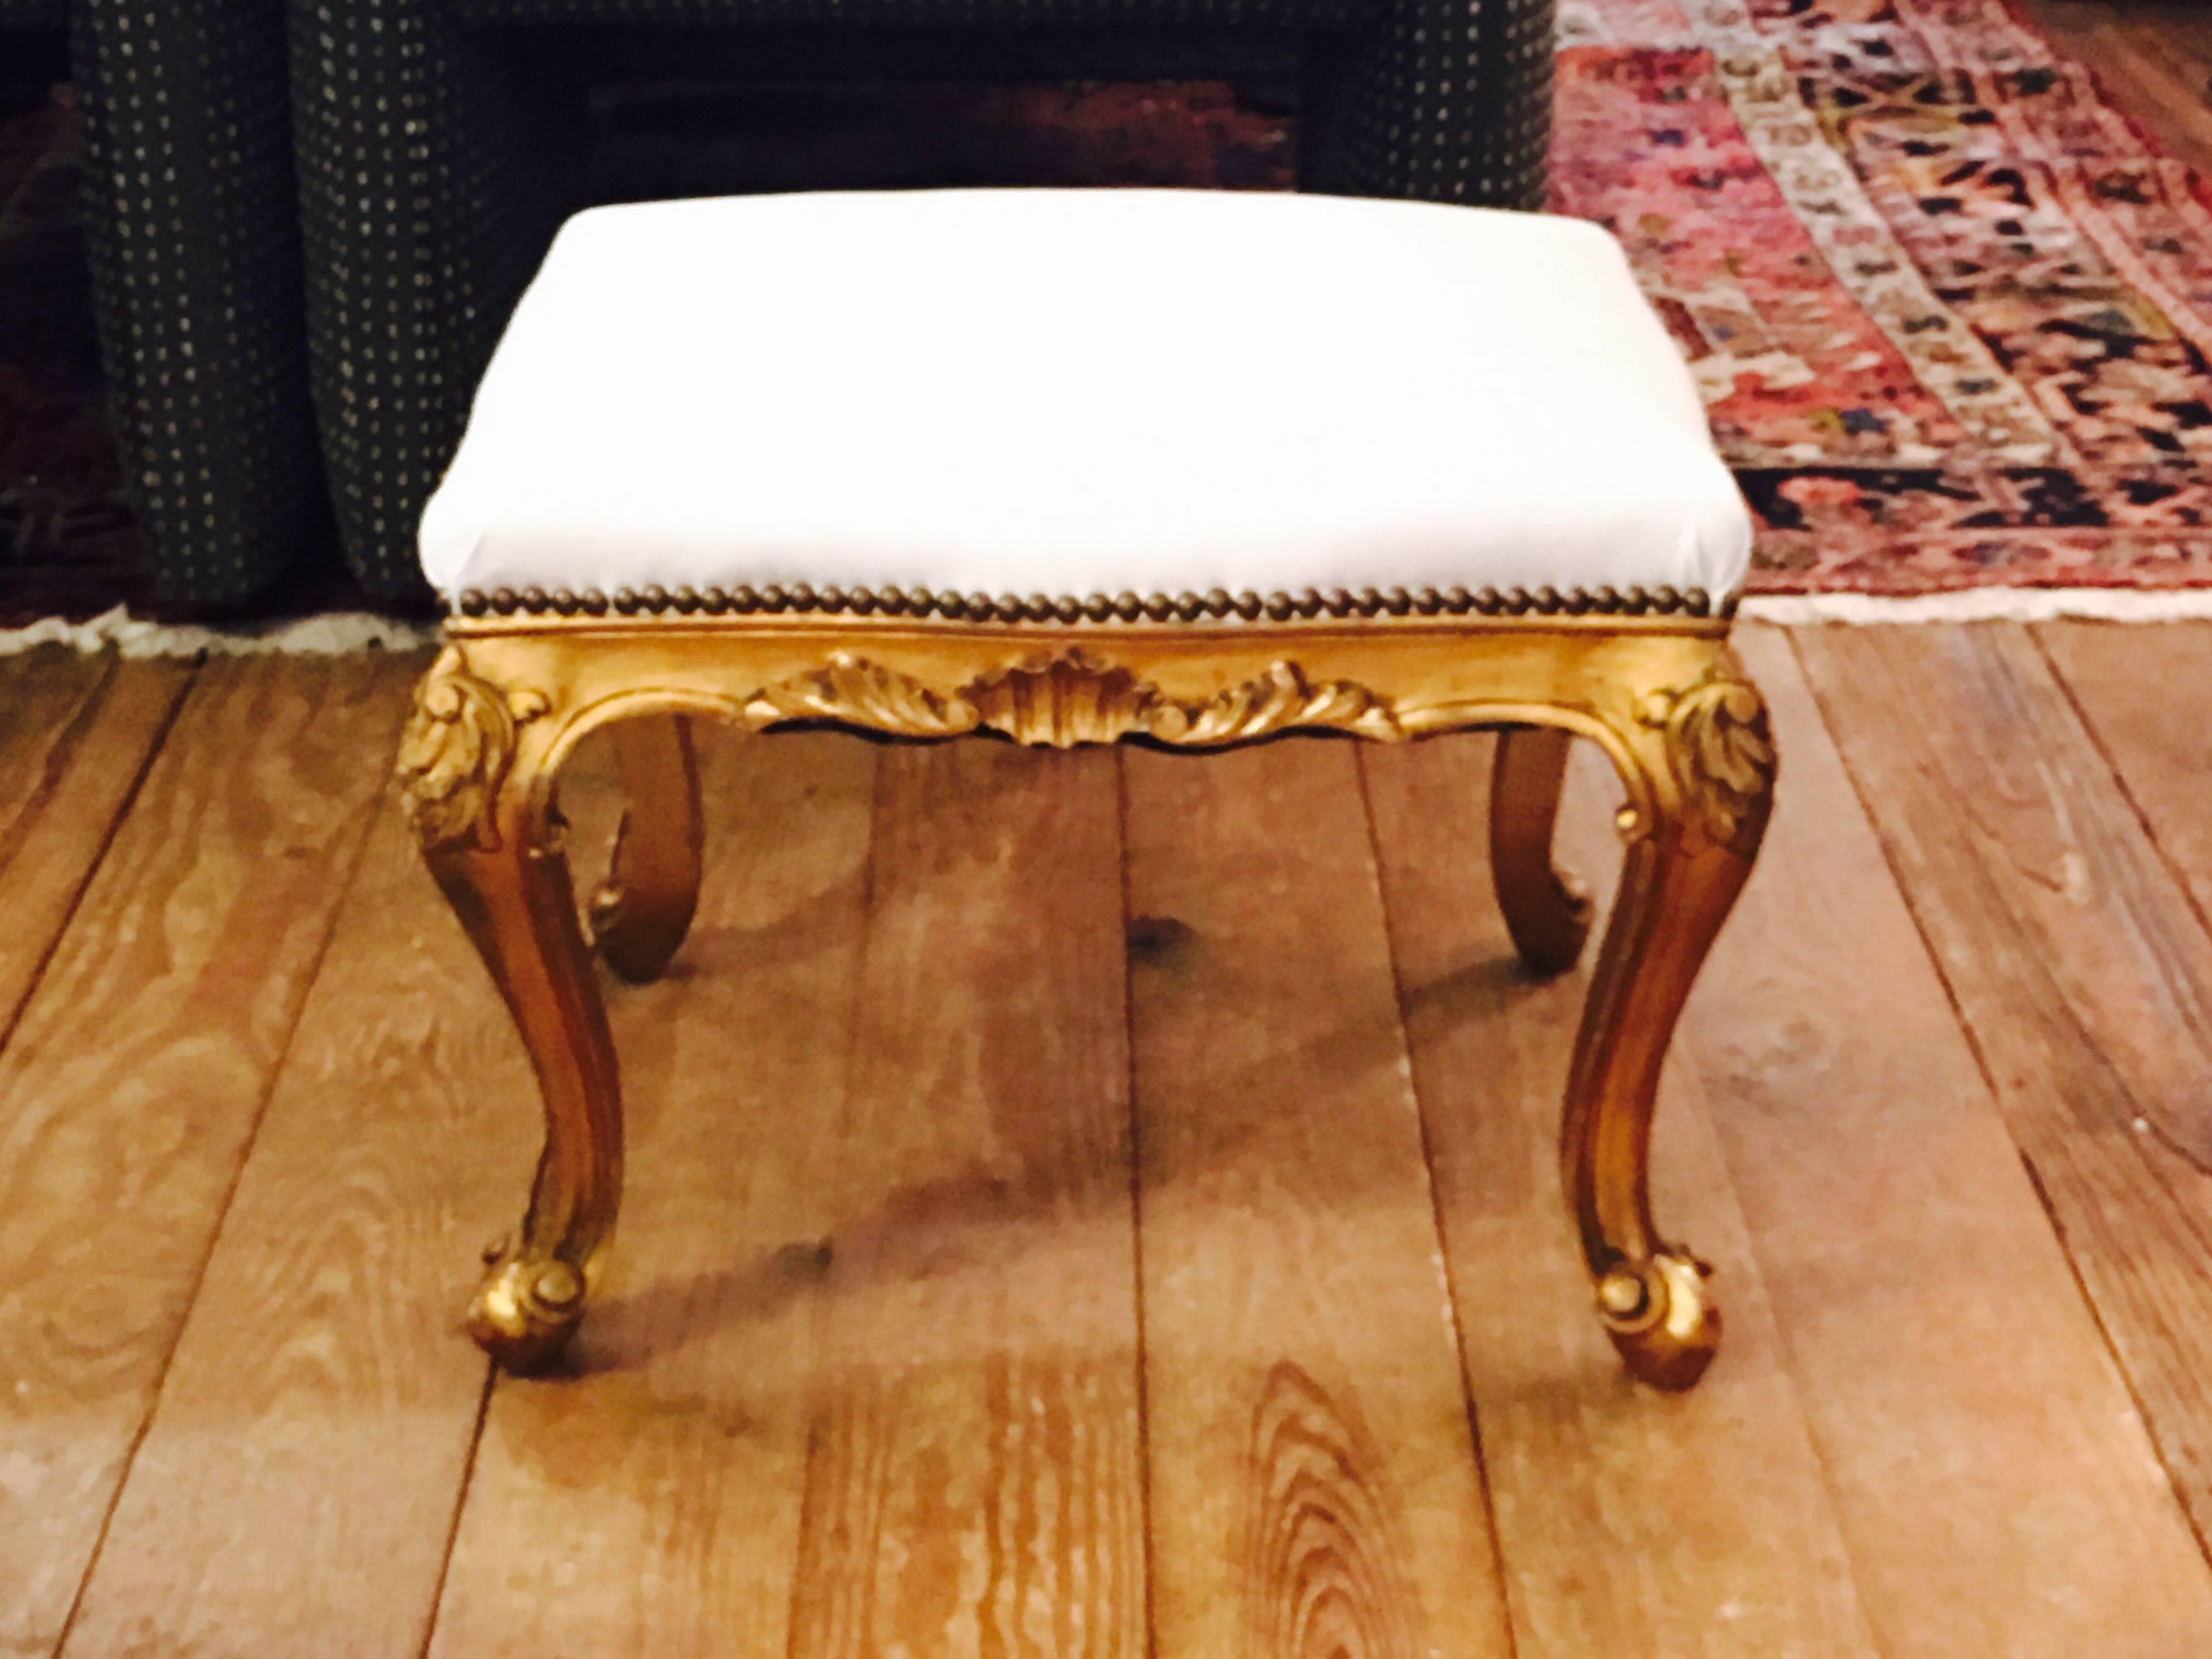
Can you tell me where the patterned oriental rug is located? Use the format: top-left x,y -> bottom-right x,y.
9,0 -> 2212,614
1552,0 -> 2212,595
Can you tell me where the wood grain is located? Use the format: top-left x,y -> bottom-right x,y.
0,647 -> 194,1039
2012,0 -> 2212,176
0,652 -> 419,1658
2037,621 -> 2212,925
1784,623 -> 2212,1647
1121,739 -> 1514,1659
58,672 -> 537,1659
424,727 -> 879,1658
785,740 -> 1143,1659
1361,729 -> 1879,1659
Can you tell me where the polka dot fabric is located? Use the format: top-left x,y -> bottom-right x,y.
65,0 -> 329,607
286,0 -> 1555,605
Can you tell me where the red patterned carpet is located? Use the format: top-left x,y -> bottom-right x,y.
10,0 -> 2212,613
1554,0 -> 2212,592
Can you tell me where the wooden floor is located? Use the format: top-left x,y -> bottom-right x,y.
1,622 -> 2211,1656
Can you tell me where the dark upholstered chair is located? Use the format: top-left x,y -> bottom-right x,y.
3,0 -> 327,608
284,1 -> 1558,606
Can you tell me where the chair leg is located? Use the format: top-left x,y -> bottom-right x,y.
587,714 -> 704,985
1490,725 -> 1594,975
1563,670 -> 1775,1390
400,650 -> 622,1373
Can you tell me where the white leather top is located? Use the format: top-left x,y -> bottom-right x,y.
420,188 -> 1752,605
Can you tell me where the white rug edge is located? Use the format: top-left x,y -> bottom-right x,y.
8,589 -> 2212,658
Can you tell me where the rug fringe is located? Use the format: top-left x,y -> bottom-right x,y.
0,604 -> 439,658
1741,589 -> 2212,623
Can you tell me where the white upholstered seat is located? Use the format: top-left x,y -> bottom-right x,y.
420,189 -> 1751,610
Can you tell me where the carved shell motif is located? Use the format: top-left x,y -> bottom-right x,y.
1638,673 -> 1777,854
744,649 -> 1403,749
396,647 -> 550,851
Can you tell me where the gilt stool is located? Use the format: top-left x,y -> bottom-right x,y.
396,188 -> 1775,1391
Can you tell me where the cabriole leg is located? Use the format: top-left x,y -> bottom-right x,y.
398,647 -> 622,1373
587,714 -> 703,984
1490,724 -> 1594,975
1565,665 -> 1775,1389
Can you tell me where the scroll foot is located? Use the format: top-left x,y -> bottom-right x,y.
467,1244 -> 590,1373
1596,1252 -> 1720,1392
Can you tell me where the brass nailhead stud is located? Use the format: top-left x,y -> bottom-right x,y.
1114,591 -> 1143,622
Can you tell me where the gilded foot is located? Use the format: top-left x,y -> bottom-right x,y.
1595,1252 -> 1720,1391
467,1242 -> 589,1373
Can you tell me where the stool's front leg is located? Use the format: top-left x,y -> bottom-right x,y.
1491,725 -> 1595,974
587,715 -> 703,984
398,648 -> 622,1373
1566,664 -> 1775,1390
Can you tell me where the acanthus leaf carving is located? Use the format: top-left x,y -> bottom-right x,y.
397,646 -> 550,853
1155,659 -> 1403,745
742,650 -> 1406,749
741,651 -> 979,738
1637,672 -> 1776,854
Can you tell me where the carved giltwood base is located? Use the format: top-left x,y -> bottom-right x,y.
397,611 -> 1775,1386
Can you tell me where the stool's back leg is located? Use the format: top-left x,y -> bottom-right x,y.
399,648 -> 622,1374
588,714 -> 703,984
1566,664 -> 1775,1390
1490,724 -> 1595,974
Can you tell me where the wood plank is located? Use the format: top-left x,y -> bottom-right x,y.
1122,740 -> 1515,1659
424,727 -> 881,1657
1782,622 -> 2212,1647
783,741 -> 1143,1658
0,647 -> 195,1039
0,652 -> 420,1658
1360,731 -> 1879,1658
2037,620 -> 2212,924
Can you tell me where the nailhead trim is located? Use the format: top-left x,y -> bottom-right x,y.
451,583 -> 1729,622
